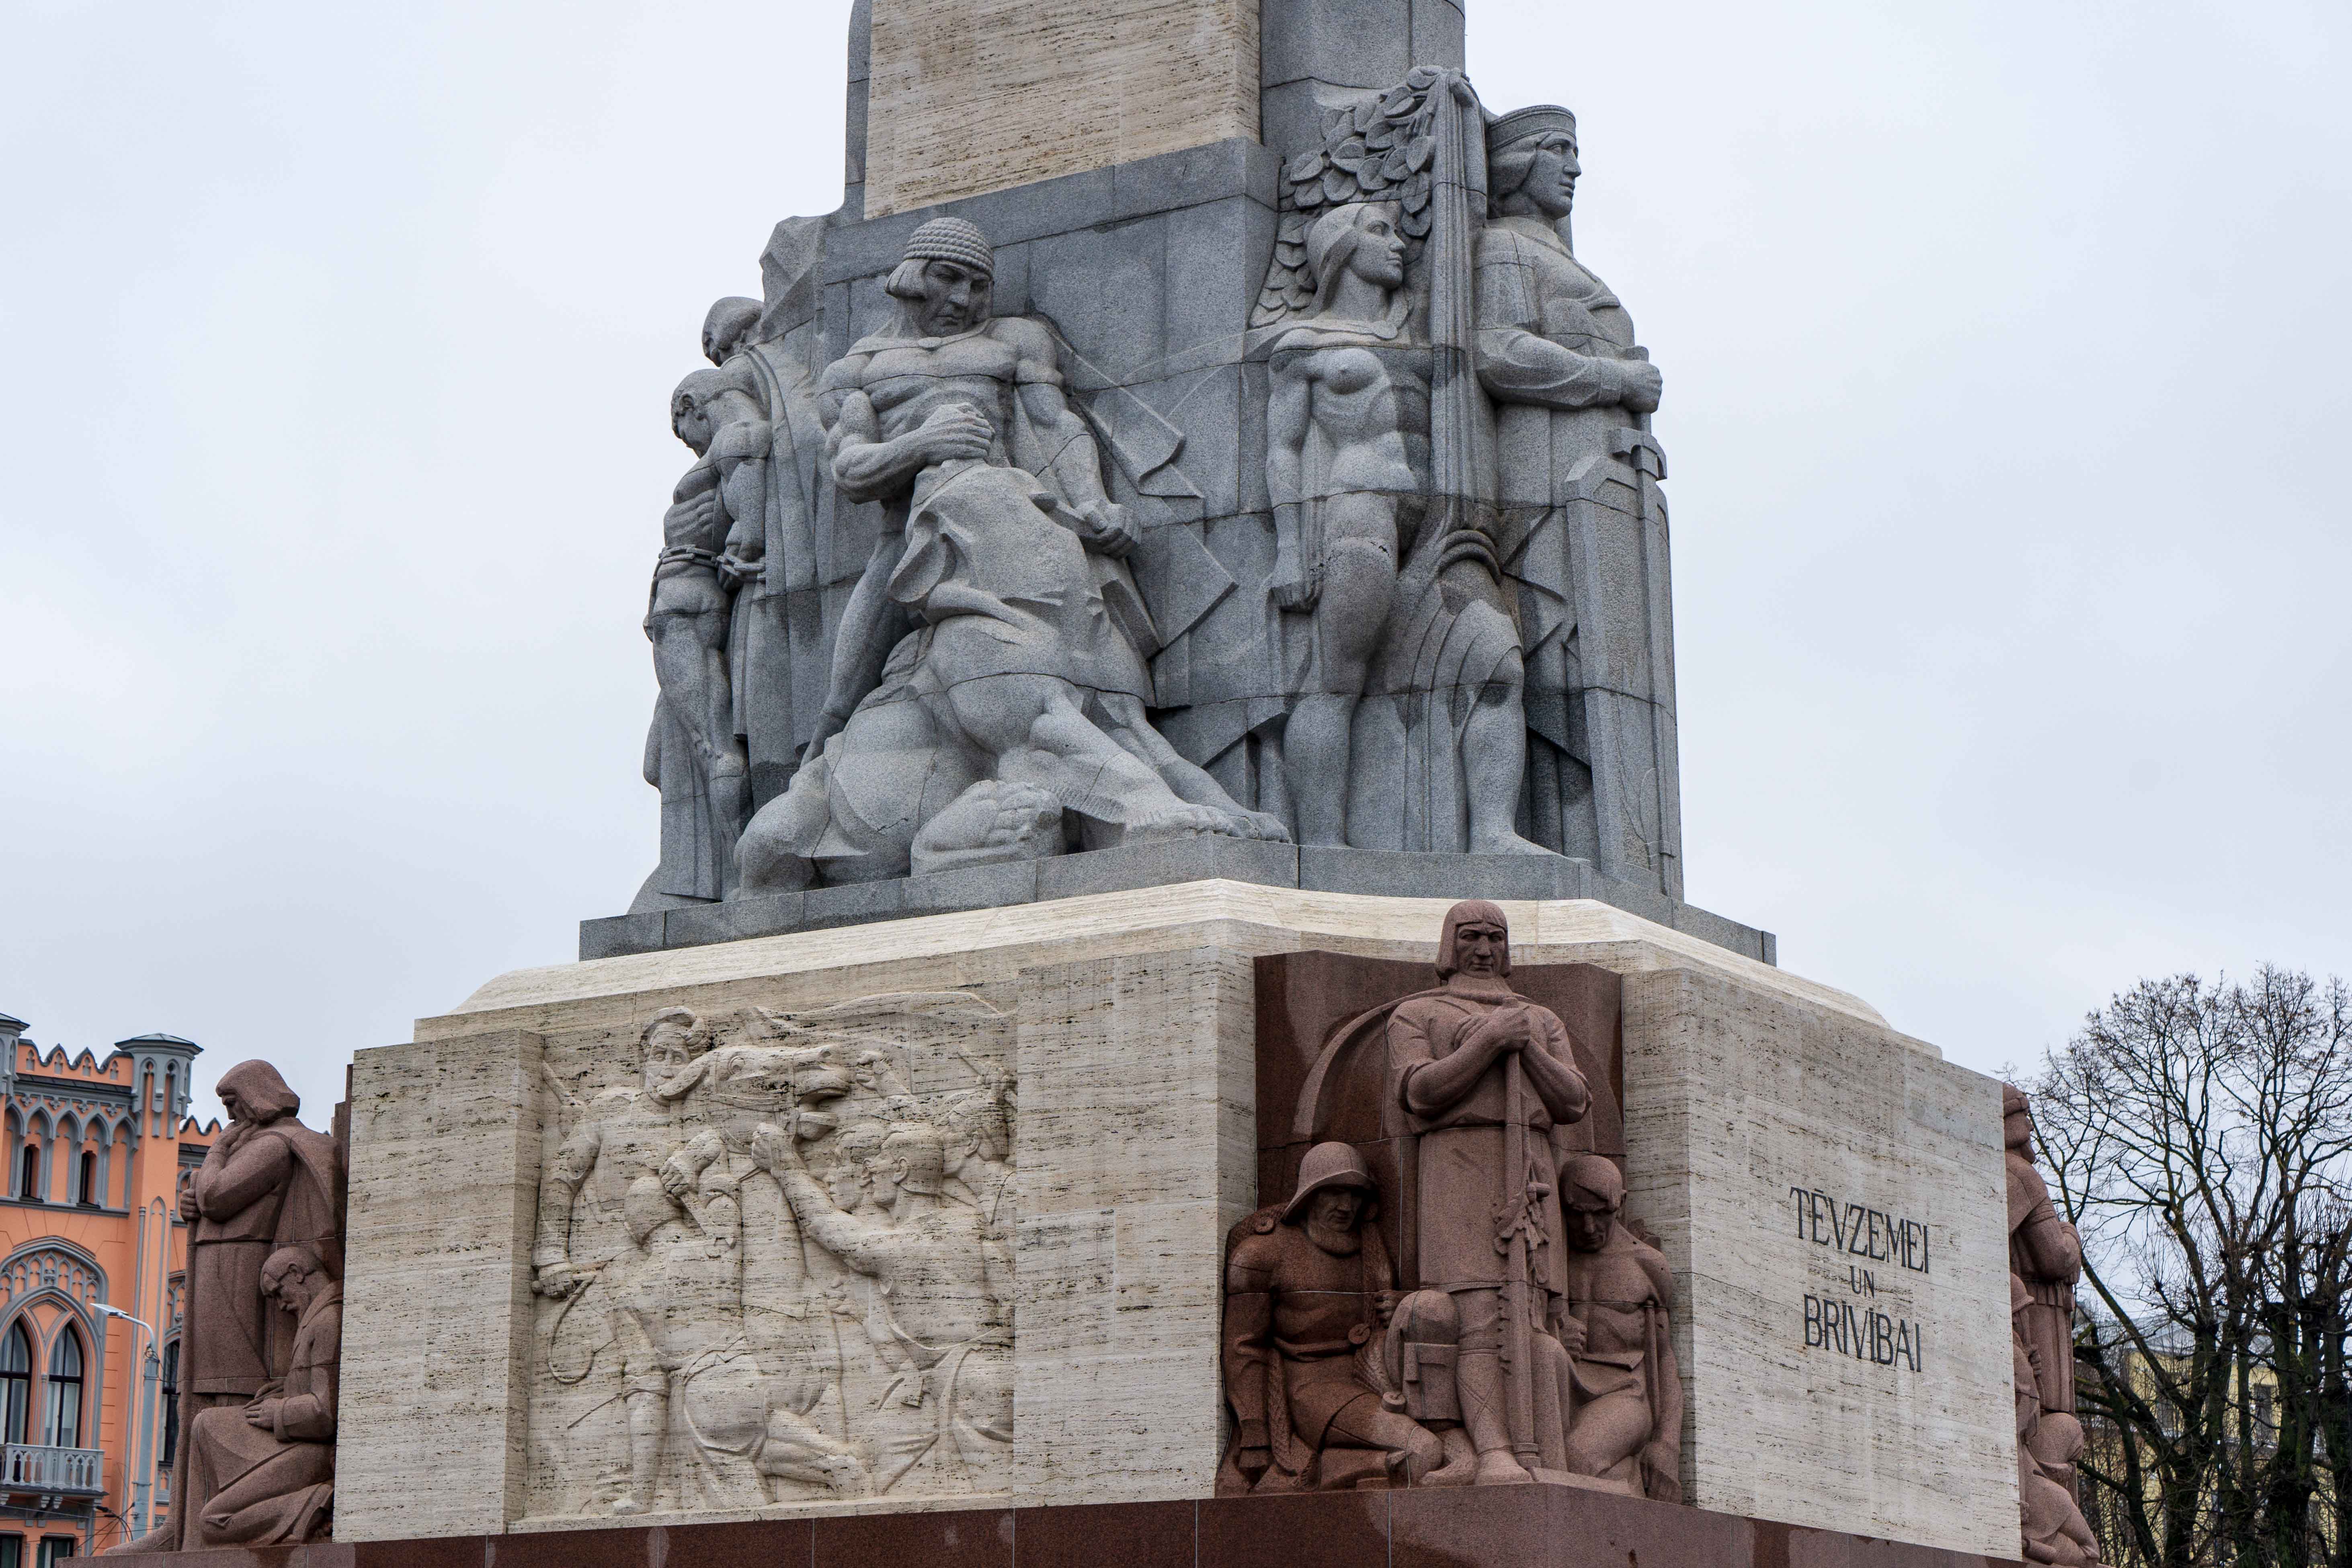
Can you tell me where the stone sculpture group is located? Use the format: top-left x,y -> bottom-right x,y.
528,995 -> 1016,1515
629,72 -> 1683,915
1221,902 -> 1681,1496
113,1062 -> 347,1553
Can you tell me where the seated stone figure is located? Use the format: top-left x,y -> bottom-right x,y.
736,217 -> 1284,892
180,1245 -> 340,1545
1218,1142 -> 1474,1492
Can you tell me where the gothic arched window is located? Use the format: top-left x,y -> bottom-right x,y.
159,1340 -> 179,1468
0,1324 -> 29,1445
43,1329 -> 81,1449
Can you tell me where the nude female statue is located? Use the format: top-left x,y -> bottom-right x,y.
1266,203 -> 1418,848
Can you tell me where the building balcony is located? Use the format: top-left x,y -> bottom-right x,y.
0,1443 -> 103,1497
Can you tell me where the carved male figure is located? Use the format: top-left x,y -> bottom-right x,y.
1556,1155 -> 1681,1500
755,1114 -> 1013,1494
1220,1142 -> 1472,1492
1386,900 -> 1589,1483
644,365 -> 770,897
735,217 -> 1282,892
1476,105 -> 1681,894
179,1245 -> 340,1546
940,1062 -> 1015,1236
2005,1087 -> 2100,1564
2006,1084 -> 2083,1416
117,1062 -> 343,1554
533,1010 -> 712,1513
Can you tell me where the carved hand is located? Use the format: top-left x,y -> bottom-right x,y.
658,1154 -> 695,1200
176,1179 -> 200,1222
911,405 -> 995,465
1555,1311 -> 1587,1355
750,1121 -> 802,1174
1615,359 -> 1664,415
1375,1289 -> 1401,1325
1270,554 -> 1320,611
1072,498 -> 1137,559
244,1399 -> 283,1430
1464,1005 -> 1531,1055
532,1262 -> 580,1299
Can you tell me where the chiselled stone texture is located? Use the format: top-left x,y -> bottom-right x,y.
339,1031 -> 544,1541
1621,968 -> 2017,1556
864,0 -> 1259,216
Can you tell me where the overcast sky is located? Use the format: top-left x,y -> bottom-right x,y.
2,0 -> 2345,1123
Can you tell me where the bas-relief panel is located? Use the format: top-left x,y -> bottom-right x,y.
525,992 -> 1017,1520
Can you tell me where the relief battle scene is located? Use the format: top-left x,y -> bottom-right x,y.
527,993 -> 1016,1518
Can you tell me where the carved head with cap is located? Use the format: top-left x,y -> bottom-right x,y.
1283,1141 -> 1380,1256
1487,104 -> 1580,222
886,216 -> 996,337
2002,1083 -> 2034,1153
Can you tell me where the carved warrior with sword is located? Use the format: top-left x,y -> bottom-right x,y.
1385,900 -> 1590,1482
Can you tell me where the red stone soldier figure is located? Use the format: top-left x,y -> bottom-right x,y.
1219,1144 -> 1472,1491
1386,900 -> 1590,1484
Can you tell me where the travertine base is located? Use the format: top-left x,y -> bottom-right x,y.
864,0 -> 1258,215
1623,969 -> 2016,1554
336,882 -> 2012,1550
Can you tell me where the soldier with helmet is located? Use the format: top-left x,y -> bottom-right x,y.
1220,1143 -> 1475,1491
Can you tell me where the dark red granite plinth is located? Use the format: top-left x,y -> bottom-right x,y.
112,1485 -> 2020,1568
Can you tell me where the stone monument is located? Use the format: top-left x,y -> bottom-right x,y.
320,2 -> 2036,1564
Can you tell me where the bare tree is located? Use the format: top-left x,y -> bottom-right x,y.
2031,967 -> 2352,1568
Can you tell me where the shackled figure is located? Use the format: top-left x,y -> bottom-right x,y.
644,363 -> 769,898
735,217 -> 1284,891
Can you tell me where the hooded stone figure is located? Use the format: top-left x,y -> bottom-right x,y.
1384,900 -> 1589,1483
113,1060 -> 344,1554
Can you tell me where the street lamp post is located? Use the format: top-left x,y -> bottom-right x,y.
91,1305 -> 156,1540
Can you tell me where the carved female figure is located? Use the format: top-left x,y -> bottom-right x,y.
1265,203 -> 1420,847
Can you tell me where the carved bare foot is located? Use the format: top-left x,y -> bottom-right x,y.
1469,830 -> 1556,857
1230,808 -> 1293,843
912,781 -> 1065,875
1126,803 -> 1230,844
1472,1450 -> 1534,1486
